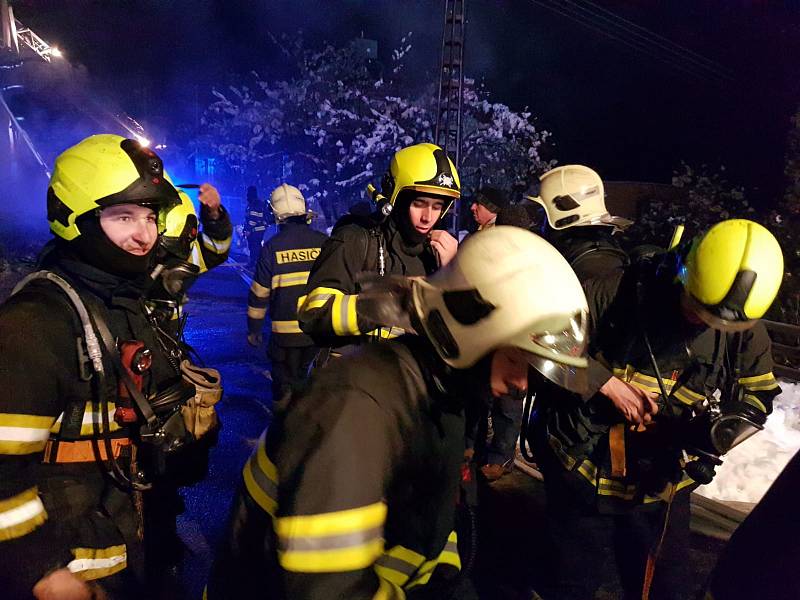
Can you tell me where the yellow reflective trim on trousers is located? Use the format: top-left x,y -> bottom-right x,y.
331,293 -> 361,336
275,502 -> 387,539
272,271 -> 310,289
372,576 -> 406,600
68,544 -> 127,581
278,538 -> 385,573
743,394 -> 767,413
247,306 -> 268,320
0,486 -> 47,541
250,281 -> 271,299
272,320 -> 303,334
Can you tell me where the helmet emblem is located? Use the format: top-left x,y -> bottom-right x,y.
438,173 -> 454,188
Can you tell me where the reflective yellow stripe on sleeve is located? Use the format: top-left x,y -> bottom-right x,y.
373,575 -> 406,599
68,544 -> 127,581
247,306 -> 268,320
0,486 -> 48,541
201,232 -> 232,254
272,320 -> 303,334
276,502 -> 387,573
300,287 -> 361,336
739,372 -> 779,391
375,545 -> 426,587
743,393 -> 768,413
272,271 -> 310,289
250,281 -> 271,299
0,413 -> 55,455
406,530 -> 462,589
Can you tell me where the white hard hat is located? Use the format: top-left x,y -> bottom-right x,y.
269,183 -> 309,222
529,165 -> 632,231
411,226 -> 589,392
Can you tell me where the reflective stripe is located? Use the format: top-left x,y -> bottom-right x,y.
375,545 -> 425,586
50,402 -> 121,435
272,320 -> 302,334
0,413 -> 54,455
68,544 -> 127,581
242,433 -> 278,517
672,386 -> 705,406
247,306 -> 268,320
201,232 -> 232,254
743,393 -> 767,413
272,271 -> 310,289
276,502 -> 387,573
368,327 -> 404,340
0,487 -> 47,541
301,287 -> 341,311
740,372 -> 779,391
438,531 -> 461,570
250,281 -> 271,299
372,576 -> 406,600
332,294 -> 360,336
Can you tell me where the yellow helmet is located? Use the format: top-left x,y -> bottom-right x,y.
47,134 -> 180,241
160,190 -> 199,260
681,219 -> 784,331
380,143 -> 460,213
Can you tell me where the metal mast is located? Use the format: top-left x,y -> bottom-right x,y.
434,0 -> 467,234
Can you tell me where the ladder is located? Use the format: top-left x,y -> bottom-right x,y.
434,0 -> 467,234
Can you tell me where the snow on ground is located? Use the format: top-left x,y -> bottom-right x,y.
697,380 -> 800,503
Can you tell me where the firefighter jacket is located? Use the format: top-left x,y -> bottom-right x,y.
190,203 -> 234,273
535,258 -> 780,512
149,203 -> 233,331
207,337 -> 465,600
298,217 -> 437,348
0,252 -> 182,598
247,222 -> 328,347
244,201 -> 267,240
547,225 -> 629,282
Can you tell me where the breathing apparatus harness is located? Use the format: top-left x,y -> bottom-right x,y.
12,271 -> 194,492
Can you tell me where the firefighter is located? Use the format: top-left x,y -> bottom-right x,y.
147,184 -> 233,333
246,184 -> 328,402
529,164 -> 632,281
298,142 -> 459,350
0,134 -> 197,599
207,226 -> 590,599
469,186 -> 509,232
533,219 -> 784,599
243,186 -> 267,268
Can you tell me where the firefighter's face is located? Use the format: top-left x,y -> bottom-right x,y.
470,201 -> 496,227
99,204 -> 158,255
408,196 -> 445,235
490,347 -> 529,398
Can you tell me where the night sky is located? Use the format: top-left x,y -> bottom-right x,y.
11,0 -> 800,203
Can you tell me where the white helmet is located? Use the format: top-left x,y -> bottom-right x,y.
529,165 -> 632,231
411,226 -> 589,392
269,183 -> 310,222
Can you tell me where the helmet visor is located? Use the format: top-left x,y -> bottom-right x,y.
523,311 -> 589,393
680,292 -> 758,333
526,352 -> 588,394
